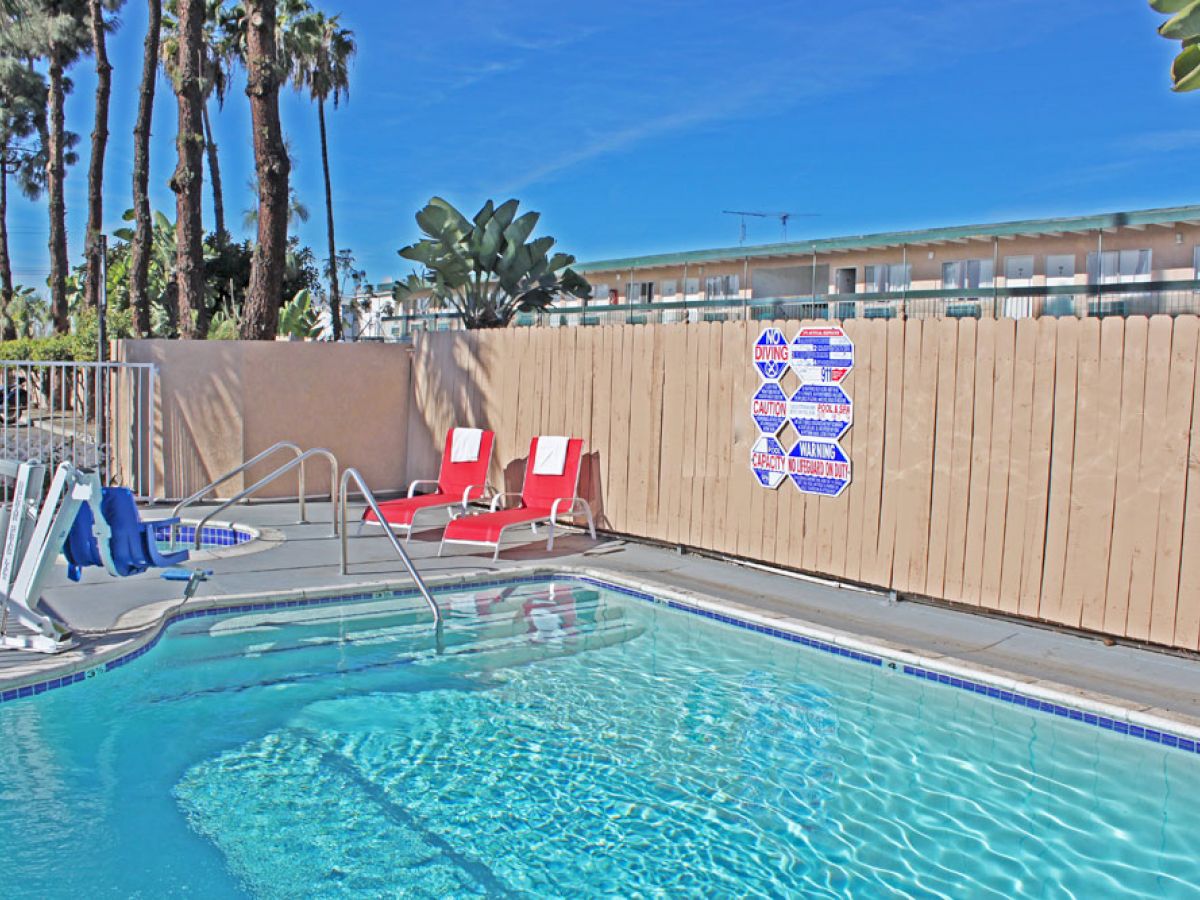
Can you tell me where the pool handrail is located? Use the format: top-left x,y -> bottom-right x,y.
170,441 -> 304,545
191,448 -> 339,548
339,467 -> 442,637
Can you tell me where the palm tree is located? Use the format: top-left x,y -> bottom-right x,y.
162,0 -> 234,242
169,0 -> 206,338
291,9 -> 353,340
0,56 -> 47,332
7,0 -> 92,333
83,0 -> 123,311
238,0 -> 289,339
130,0 -> 160,335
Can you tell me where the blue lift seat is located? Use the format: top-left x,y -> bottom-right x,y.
63,487 -> 189,582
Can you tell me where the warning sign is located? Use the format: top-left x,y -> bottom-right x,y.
787,383 -> 852,440
786,439 -> 851,497
752,381 -> 788,434
789,326 -> 854,385
750,435 -> 787,489
753,327 -> 790,381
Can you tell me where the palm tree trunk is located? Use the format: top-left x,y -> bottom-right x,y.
170,0 -> 207,339
0,157 -> 14,341
317,98 -> 341,341
240,0 -> 289,341
130,0 -> 160,337
83,0 -> 112,311
201,100 -> 226,242
47,53 -> 69,334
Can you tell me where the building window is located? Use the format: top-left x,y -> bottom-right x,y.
1004,256 -> 1035,283
589,283 -> 608,306
1045,254 -> 1076,283
659,280 -> 677,301
628,281 -> 655,303
1086,249 -> 1151,283
941,258 -> 994,290
864,263 -> 910,292
683,278 -> 700,300
704,274 -> 739,300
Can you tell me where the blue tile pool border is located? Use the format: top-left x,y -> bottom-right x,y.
2,570 -> 1198,757
151,523 -> 254,549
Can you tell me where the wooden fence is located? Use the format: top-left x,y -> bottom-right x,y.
406,316 -> 1200,651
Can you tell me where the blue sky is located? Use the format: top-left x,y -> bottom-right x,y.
5,0 -> 1198,291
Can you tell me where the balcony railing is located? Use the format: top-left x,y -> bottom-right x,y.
370,279 -> 1200,341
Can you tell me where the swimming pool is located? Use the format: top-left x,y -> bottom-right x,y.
0,576 -> 1196,897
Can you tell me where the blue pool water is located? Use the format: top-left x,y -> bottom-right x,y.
0,578 -> 1197,897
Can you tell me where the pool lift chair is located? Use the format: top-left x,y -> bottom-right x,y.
0,459 -> 198,655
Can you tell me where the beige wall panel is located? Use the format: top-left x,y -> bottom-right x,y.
870,319 -> 905,586
1174,333 -> 1200,651
1126,317 -> 1174,641
1103,317 -> 1149,635
998,319 -> 1037,612
1038,318 -> 1080,623
1077,318 -> 1125,633
923,319 -> 960,597
1018,320 -> 1058,619
942,320 -> 977,600
855,320 -> 888,580
1152,316 -> 1199,646
961,319 -> 997,606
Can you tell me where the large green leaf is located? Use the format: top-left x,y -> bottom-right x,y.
1160,0 -> 1200,39
1152,0 -> 1195,12
503,211 -> 540,249
1173,42 -> 1200,89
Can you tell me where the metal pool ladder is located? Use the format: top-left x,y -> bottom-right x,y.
190,448 -> 340,548
170,441 -> 322,545
339,468 -> 442,639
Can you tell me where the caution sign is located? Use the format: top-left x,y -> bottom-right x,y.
752,381 -> 788,434
786,439 -> 851,497
789,326 -> 854,385
753,327 -> 789,381
750,435 -> 787,489
788,383 -> 852,440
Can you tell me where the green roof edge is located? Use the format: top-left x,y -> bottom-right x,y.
572,204 -> 1200,274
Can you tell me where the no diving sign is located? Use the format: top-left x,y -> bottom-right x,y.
753,328 -> 789,381
786,439 -> 851,497
789,326 -> 854,385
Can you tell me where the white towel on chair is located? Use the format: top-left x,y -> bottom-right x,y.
532,435 -> 569,476
450,428 -> 483,463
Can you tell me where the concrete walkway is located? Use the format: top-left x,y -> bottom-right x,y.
3,499 -> 1200,732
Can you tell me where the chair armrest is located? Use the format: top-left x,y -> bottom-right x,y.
460,483 -> 491,507
490,492 -> 523,512
550,497 -> 590,520
407,479 -> 441,498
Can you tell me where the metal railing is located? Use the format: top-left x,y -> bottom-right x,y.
339,467 -> 442,640
371,279 -> 1200,338
170,442 -> 305,538
191,448 -> 339,549
0,360 -> 157,498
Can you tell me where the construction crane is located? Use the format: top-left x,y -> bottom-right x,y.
722,210 -> 820,245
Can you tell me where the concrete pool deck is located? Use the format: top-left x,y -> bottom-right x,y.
2,499 -> 1200,735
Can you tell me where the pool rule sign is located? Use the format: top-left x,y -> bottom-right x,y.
749,325 -> 855,497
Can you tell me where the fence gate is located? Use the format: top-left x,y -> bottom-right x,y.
0,361 -> 157,500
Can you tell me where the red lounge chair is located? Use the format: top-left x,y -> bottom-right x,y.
362,428 -> 495,540
439,436 -> 596,560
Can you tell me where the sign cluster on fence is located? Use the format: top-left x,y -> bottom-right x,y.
750,326 -> 854,497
